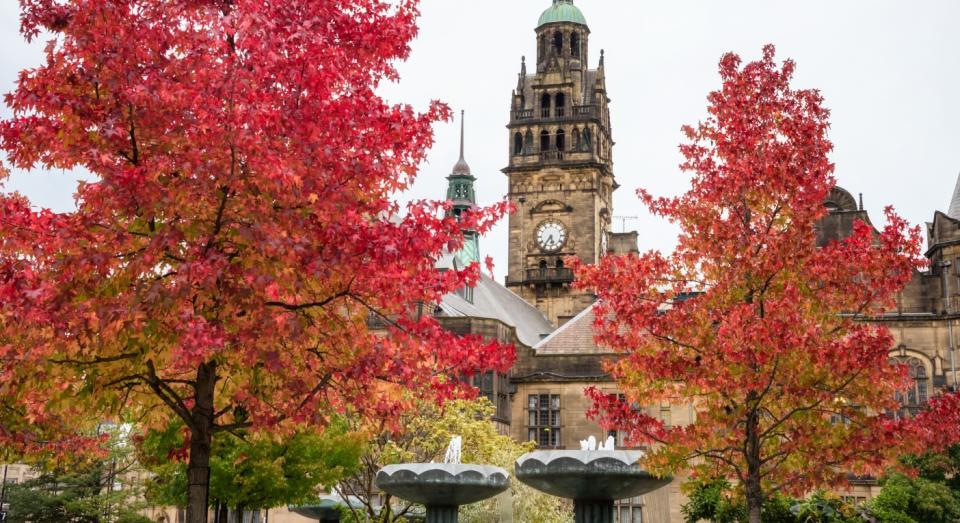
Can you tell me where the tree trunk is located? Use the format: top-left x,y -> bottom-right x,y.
186,362 -> 218,523
744,399 -> 763,523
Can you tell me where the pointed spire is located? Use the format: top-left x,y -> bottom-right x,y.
450,110 -> 472,178
458,110 -> 465,160
949,171 -> 960,219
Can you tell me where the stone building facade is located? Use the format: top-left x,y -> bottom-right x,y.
431,1 -> 960,522
3,3 -> 955,522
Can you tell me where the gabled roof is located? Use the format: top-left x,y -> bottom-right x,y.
439,274 -> 555,348
534,302 -> 612,355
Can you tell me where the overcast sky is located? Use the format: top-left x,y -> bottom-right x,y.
3,1 -> 960,282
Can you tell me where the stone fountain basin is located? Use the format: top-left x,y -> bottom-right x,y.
376,463 -> 510,506
515,450 -> 671,500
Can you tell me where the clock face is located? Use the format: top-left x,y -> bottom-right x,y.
536,221 -> 567,252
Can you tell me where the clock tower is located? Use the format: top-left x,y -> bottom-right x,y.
504,0 -> 617,326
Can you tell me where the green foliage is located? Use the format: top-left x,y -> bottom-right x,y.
138,419 -> 362,511
900,443 -> 960,492
681,481 -> 863,523
681,478 -> 743,523
337,397 -> 570,523
866,473 -> 960,523
4,427 -> 150,523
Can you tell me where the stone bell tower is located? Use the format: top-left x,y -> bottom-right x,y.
503,0 -> 618,327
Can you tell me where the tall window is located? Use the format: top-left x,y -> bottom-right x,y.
541,93 -> 552,117
555,128 -> 565,151
553,31 -> 563,55
474,372 -> 494,405
571,32 -> 581,59
555,93 -> 566,117
955,258 -> 960,296
540,130 -> 550,152
524,130 -> 534,152
514,132 -> 523,155
894,357 -> 929,416
607,394 -> 642,448
615,499 -> 644,523
528,394 -> 561,447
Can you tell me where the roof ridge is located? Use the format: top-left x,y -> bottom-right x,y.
534,302 -> 596,349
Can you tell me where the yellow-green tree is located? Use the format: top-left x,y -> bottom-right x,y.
337,398 -> 570,523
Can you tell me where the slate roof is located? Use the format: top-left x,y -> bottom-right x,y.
533,302 -> 611,355
438,274 -> 555,348
949,171 -> 960,220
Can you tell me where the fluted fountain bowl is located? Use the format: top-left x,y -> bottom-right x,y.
515,450 -> 671,501
376,463 -> 510,506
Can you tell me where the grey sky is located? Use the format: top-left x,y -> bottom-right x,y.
3,1 -> 960,282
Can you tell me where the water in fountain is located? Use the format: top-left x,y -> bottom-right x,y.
579,435 -> 616,451
444,435 -> 462,464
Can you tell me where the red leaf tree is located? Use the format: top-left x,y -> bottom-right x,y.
574,45 -> 960,523
0,1 -> 512,522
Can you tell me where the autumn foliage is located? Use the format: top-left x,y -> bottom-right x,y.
574,46 -> 960,523
0,1 -> 511,521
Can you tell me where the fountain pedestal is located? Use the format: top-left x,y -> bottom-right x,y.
515,450 -> 671,523
376,463 -> 510,523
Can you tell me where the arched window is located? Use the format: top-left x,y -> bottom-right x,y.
538,35 -> 546,62
553,31 -> 563,55
541,93 -> 551,117
524,130 -> 534,152
583,127 -> 593,150
555,92 -> 566,117
555,129 -> 566,151
572,128 -> 581,150
556,259 -> 565,270
540,129 -> 550,152
514,132 -> 523,155
539,259 -> 548,278
571,32 -> 581,59
894,357 -> 929,416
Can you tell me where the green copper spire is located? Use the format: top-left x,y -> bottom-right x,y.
537,0 -> 587,28
446,111 -> 480,267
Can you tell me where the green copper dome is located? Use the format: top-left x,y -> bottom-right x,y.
537,0 -> 587,28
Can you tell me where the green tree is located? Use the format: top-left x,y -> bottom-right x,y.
137,420 -> 362,519
5,426 -> 151,523
901,443 -> 960,493
336,398 -> 569,523
867,473 -> 960,523
681,478 -> 743,523
681,480 -> 862,523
